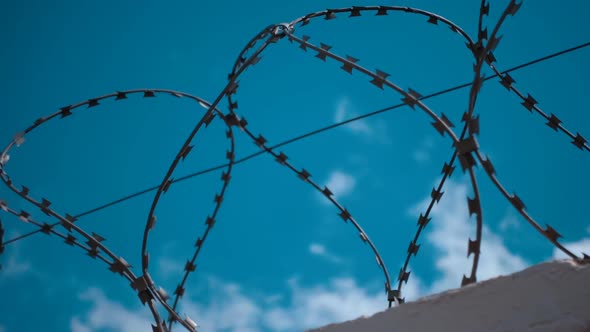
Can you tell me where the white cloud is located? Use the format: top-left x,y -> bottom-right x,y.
334,97 -> 372,136
157,256 -> 184,279
409,179 -> 528,294
71,277 -> 400,332
70,318 -> 92,332
498,211 -> 520,231
412,138 -> 434,164
308,243 -> 343,264
333,97 -> 391,144
70,287 -> 152,332
0,233 -> 32,278
319,170 -> 356,205
0,325 -> 6,332
552,226 -> 590,259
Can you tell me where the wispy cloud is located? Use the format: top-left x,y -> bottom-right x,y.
308,243 -> 343,264
317,170 -> 356,205
333,97 -> 390,143
71,276 -> 405,332
409,179 -> 528,294
70,287 -> 153,332
498,210 -> 520,231
0,233 -> 32,278
334,98 -> 372,136
70,179 -> 536,332
157,256 -> 184,279
412,138 -> 434,164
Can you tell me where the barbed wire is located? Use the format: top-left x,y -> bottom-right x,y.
2,39 -> 589,249
1,1 -> 589,331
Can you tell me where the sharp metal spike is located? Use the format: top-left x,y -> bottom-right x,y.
479,28 -> 488,40
481,1 -> 490,15
315,43 -> 332,61
185,260 -> 197,272
467,239 -> 480,256
417,213 -> 431,227
546,114 -> 562,131
506,0 -> 522,16
350,7 -> 361,17
60,106 -> 73,118
398,269 -> 411,283
387,289 -> 400,302
339,209 -> 351,221
174,285 -> 185,297
458,153 -> 477,171
221,171 -> 231,183
481,157 -> 496,175
20,186 -> 29,196
340,55 -> 359,74
18,210 -> 30,223
180,145 -> 194,161
370,69 -> 389,89
500,73 -> 515,90
206,216 -> 216,226
226,151 -> 234,161
486,51 -> 497,64
467,197 -> 481,216
468,115 -> 480,135
431,121 -> 446,136
455,136 -> 480,155
297,169 -> 311,181
40,223 -> 52,234
431,188 -> 444,203
572,133 -> 587,150
325,10 -> 336,20
64,234 -> 76,246
408,242 -> 420,256
510,194 -> 525,211
254,134 -> 267,147
521,94 -> 537,111
544,224 -> 562,242
87,99 -> 99,108
441,163 -> 456,177
275,152 -> 288,165
461,274 -> 476,286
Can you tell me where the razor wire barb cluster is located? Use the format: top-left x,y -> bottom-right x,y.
1,1 -> 589,331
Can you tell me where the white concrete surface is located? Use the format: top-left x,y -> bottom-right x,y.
308,260 -> 590,332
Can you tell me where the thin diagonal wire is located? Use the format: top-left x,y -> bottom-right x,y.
2,40 -> 589,247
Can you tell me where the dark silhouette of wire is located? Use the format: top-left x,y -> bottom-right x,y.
3,40 -> 589,246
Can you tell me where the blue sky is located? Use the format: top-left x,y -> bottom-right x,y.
0,1 -> 589,331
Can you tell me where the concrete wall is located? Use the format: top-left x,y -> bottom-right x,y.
309,260 -> 590,332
